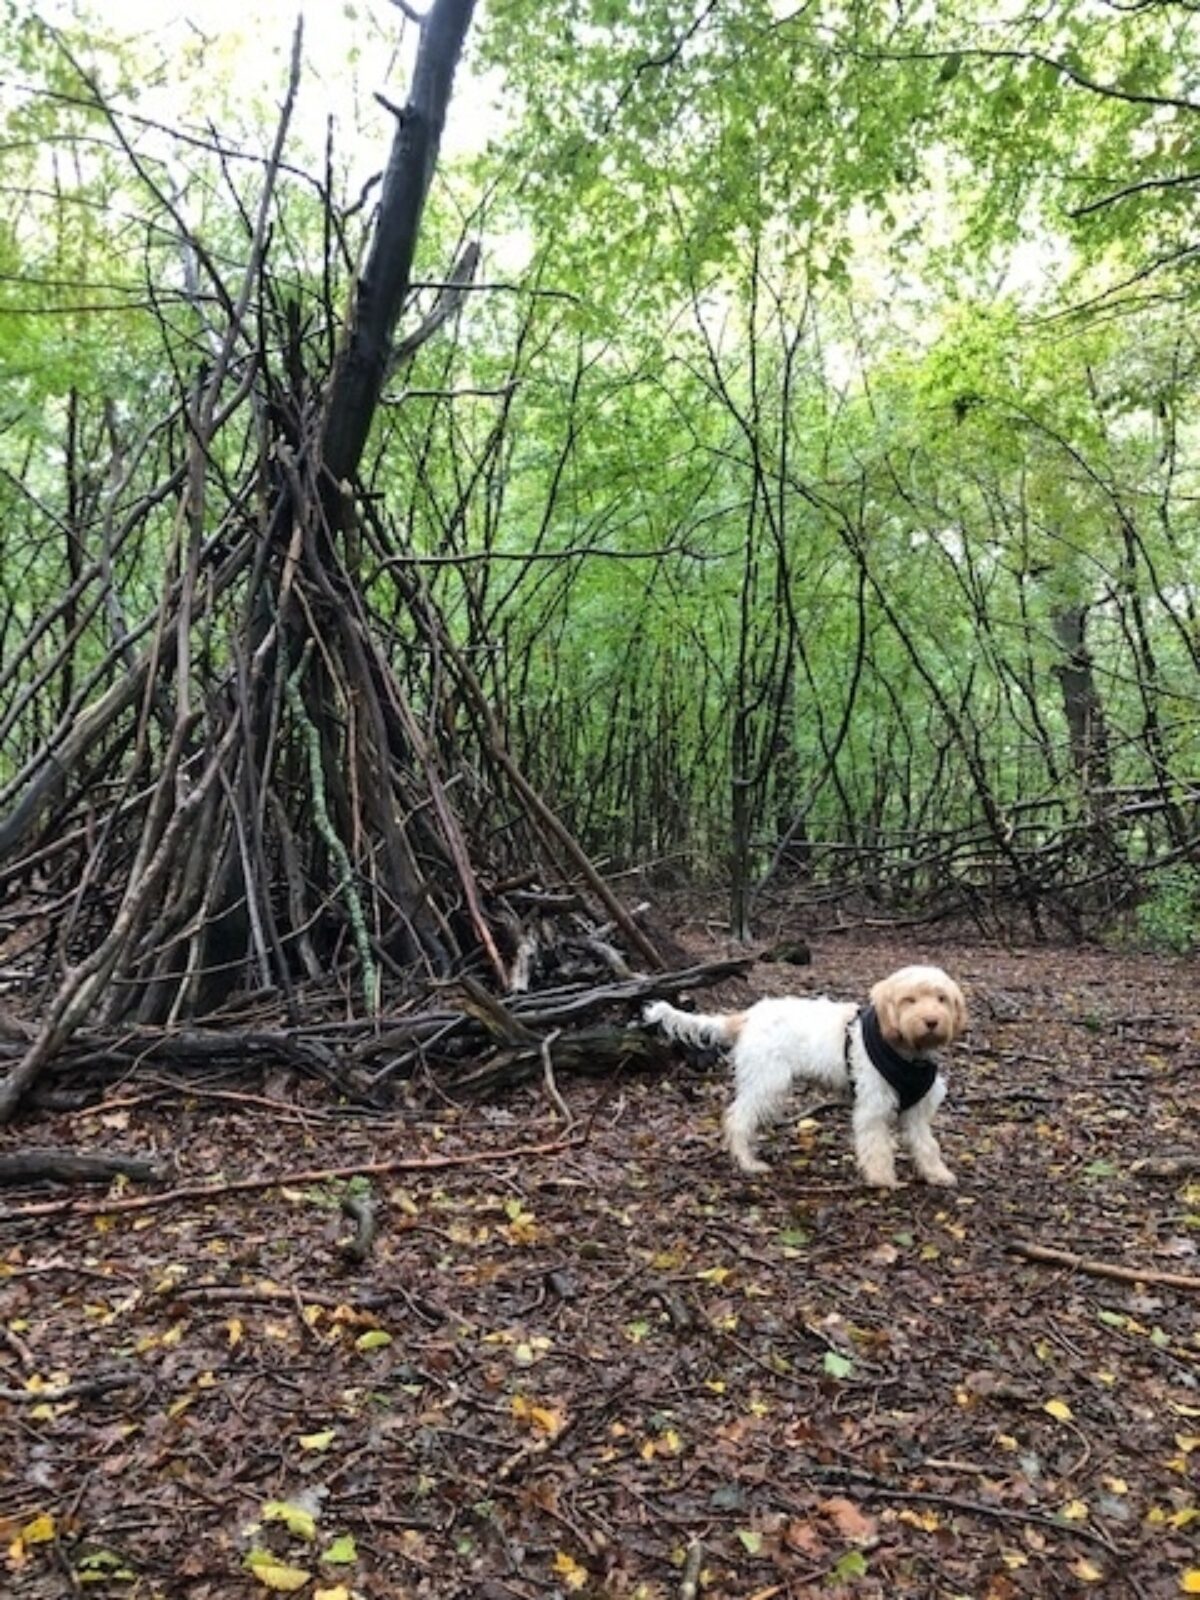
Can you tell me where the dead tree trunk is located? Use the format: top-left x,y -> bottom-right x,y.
321,0 -> 476,494
1052,605 -> 1122,877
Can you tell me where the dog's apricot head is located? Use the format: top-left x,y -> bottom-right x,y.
871,966 -> 967,1054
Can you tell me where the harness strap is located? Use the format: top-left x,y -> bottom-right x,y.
847,1004 -> 938,1113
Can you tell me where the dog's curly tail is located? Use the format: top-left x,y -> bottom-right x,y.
643,999 -> 744,1047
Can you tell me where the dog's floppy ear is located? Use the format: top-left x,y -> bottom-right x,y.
869,975 -> 901,1045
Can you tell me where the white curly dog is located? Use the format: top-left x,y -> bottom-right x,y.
645,965 -> 968,1189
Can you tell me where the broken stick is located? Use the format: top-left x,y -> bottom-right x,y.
1007,1238 -> 1200,1292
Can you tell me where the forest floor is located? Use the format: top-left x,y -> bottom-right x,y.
0,912 -> 1198,1600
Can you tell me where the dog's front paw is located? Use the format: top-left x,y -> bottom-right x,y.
861,1167 -> 899,1190
922,1165 -> 957,1187
735,1156 -> 772,1177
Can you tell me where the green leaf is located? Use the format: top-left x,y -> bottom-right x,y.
320,1535 -> 357,1566
822,1351 -> 854,1380
76,1549 -> 135,1583
830,1549 -> 869,1582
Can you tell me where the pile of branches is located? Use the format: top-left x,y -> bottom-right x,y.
0,1 -> 702,1121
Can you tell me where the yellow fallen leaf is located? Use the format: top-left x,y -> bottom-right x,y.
897,1508 -> 940,1532
696,1266 -> 731,1285
1043,1398 -> 1073,1422
1181,1571 -> 1200,1595
244,1550 -> 312,1591
262,1501 -> 318,1541
553,1550 -> 589,1591
314,1589 -> 350,1600
227,1318 -> 244,1347
1103,1477 -> 1129,1496
1060,1500 -> 1089,1522
299,1431 -> 336,1452
21,1513 -> 56,1545
532,1404 -> 566,1436
1176,1435 -> 1200,1454
1073,1558 -> 1104,1583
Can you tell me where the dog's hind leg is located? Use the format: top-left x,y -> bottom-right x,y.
723,1093 -> 776,1175
723,1050 -> 792,1175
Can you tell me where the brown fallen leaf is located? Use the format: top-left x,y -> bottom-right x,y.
782,1518 -> 826,1556
819,1495 -> 877,1542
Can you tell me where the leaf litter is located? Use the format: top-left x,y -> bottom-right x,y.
0,931 -> 1197,1598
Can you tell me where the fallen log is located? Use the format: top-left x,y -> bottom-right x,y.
358,955 -> 755,1058
17,955 -> 754,1102
0,1369 -> 140,1405
0,1149 -> 165,1187
1132,1155 -> 1200,1180
449,1024 -> 677,1096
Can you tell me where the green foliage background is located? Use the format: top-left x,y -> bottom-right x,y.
2,0 -> 1199,938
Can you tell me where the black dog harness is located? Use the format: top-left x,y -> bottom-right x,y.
846,1004 -> 938,1113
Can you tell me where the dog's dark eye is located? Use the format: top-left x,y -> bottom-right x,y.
936,991 -> 947,1002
